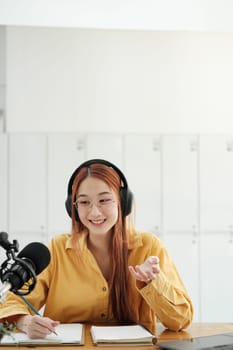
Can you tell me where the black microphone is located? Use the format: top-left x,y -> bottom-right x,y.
0,239 -> 51,302
17,242 -> 50,276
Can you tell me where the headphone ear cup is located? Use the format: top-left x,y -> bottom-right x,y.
65,195 -> 80,221
120,188 -> 133,217
65,195 -> 72,218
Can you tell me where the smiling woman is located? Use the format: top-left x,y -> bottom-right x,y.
0,158 -> 193,339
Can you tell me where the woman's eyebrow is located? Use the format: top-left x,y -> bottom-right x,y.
77,194 -> 88,198
77,191 -> 111,198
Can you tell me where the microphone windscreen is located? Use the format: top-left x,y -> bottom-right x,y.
17,242 -> 51,275
0,231 -> 9,250
0,231 -> 8,242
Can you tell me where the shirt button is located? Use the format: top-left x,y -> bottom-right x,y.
102,286 -> 107,291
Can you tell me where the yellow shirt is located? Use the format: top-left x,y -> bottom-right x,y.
0,231 -> 193,334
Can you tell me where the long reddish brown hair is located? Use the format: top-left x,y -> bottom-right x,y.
70,163 -> 133,323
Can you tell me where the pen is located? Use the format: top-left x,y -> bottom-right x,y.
20,295 -> 58,335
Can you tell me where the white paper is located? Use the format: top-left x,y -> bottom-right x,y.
0,323 -> 83,345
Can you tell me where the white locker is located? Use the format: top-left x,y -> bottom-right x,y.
0,134 -> 8,267
162,135 -> 199,232
0,85 -> 5,132
8,133 -> 47,243
200,135 -> 233,231
47,133 -> 86,236
124,134 -> 161,235
199,135 -> 233,322
86,133 -> 123,169
200,233 -> 233,322
162,135 -> 200,321
164,233 -> 200,321
0,134 -> 8,232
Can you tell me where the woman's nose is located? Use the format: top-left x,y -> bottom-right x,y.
88,203 -> 102,215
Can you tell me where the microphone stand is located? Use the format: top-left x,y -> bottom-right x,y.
0,239 -> 19,303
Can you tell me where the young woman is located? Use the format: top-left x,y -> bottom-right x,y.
0,159 -> 193,339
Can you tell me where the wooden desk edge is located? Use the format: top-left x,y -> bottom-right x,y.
1,323 -> 233,349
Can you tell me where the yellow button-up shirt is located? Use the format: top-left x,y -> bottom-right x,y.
0,231 -> 193,334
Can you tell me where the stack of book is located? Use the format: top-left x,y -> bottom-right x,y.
90,324 -> 157,346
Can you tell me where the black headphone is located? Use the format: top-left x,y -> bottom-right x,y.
65,159 -> 133,221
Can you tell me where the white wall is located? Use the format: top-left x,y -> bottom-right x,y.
1,0 -> 233,32
5,26 -> 233,133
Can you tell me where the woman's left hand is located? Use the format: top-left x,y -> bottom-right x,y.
128,256 -> 160,283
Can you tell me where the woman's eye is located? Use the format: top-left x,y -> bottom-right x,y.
79,200 -> 90,206
99,198 -> 112,204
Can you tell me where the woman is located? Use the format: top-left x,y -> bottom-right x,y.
0,159 -> 193,338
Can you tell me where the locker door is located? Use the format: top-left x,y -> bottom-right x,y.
162,135 -> 199,321
0,134 -> 8,266
47,133 -> 86,236
200,233 -> 233,322
86,133 -> 123,169
0,134 -> 7,231
124,134 -> 161,235
200,135 -> 233,322
162,135 -> 199,232
8,133 -> 47,245
164,233 -> 199,321
200,135 -> 233,231
0,85 -> 5,132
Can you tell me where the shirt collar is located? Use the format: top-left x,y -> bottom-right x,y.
65,230 -> 89,250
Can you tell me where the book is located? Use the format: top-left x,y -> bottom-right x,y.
0,323 -> 84,346
90,325 -> 157,346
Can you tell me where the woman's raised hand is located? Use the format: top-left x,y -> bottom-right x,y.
128,256 -> 160,283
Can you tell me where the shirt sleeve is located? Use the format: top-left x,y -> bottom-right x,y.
135,235 -> 194,331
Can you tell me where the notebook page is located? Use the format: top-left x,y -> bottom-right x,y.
0,323 -> 84,345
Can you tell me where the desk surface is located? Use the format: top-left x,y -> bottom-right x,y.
3,323 -> 233,349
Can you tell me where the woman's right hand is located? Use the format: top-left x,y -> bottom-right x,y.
16,315 -> 60,339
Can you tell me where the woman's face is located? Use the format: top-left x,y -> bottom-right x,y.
75,176 -> 119,237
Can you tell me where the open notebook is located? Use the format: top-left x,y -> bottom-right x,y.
90,324 -> 157,346
0,323 -> 84,346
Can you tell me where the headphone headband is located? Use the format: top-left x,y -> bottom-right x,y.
67,159 -> 129,196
